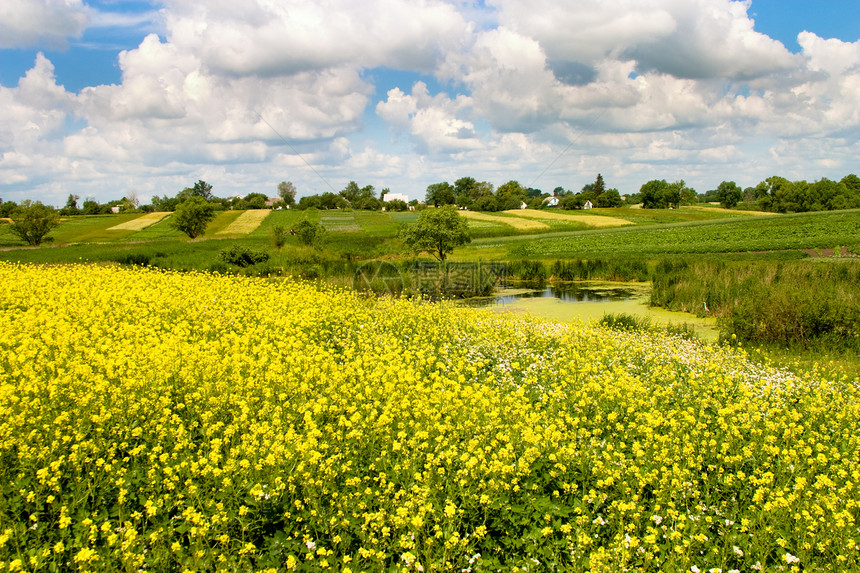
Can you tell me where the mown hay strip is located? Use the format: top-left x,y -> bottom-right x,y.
216,210 -> 271,235
503,209 -> 634,228
107,212 -> 171,231
461,210 -> 549,230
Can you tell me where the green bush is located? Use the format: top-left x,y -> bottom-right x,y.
115,253 -> 151,266
295,220 -> 325,247
271,224 -> 289,249
600,313 -> 652,331
219,245 -> 270,267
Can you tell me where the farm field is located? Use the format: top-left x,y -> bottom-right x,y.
461,209 -> 860,260
216,209 -> 271,235
0,209 -> 857,281
1,263 -> 858,571
107,211 -> 171,231
459,210 -> 550,231
0,205 -> 817,254
502,209 -> 633,228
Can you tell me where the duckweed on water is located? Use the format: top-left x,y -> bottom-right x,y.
0,263 -> 858,572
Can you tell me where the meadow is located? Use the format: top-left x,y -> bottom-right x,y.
1,263 -> 858,572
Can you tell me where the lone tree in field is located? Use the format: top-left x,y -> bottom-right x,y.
277,181 -> 297,207
8,202 -> 60,246
716,181 -> 743,209
170,196 -> 216,238
399,205 -> 471,261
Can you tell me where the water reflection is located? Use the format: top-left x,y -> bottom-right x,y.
468,282 -> 648,307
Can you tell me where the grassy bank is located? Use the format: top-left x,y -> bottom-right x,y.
651,258 -> 860,351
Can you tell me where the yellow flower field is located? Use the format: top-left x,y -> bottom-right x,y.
216,209 -> 271,235
503,209 -> 634,228
0,263 -> 858,572
460,211 -> 549,231
106,212 -> 171,231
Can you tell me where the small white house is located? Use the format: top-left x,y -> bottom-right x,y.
520,201 -> 528,209
385,192 -> 410,203
543,197 -> 560,207
583,200 -> 593,209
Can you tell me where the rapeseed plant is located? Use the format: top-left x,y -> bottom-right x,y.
0,262 -> 857,571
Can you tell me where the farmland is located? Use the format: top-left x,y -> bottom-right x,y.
1,208 -> 858,355
468,209 -> 860,260
2,207 -> 857,262
1,263 -> 858,571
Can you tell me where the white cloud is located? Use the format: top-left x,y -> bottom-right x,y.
0,0 -> 857,205
377,82 -> 480,153
489,0 -> 799,80
0,54 -> 74,155
0,0 -> 91,49
162,0 -> 472,76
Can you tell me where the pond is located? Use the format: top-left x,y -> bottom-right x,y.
467,281 -> 720,342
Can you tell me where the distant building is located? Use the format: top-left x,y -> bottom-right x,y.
385,192 -> 409,203
543,197 -> 559,207
583,200 -> 593,209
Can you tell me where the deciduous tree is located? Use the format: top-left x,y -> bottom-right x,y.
8,202 -> 60,245
425,182 -> 455,206
170,196 -> 216,238
278,181 -> 297,206
716,181 -> 742,209
399,205 -> 471,261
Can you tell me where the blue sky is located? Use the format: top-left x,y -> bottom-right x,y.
1,0 -> 858,205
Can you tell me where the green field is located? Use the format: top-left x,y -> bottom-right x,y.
5,207 -> 856,254
461,209 -> 860,260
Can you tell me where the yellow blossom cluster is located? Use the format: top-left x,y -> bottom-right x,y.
0,263 -> 858,572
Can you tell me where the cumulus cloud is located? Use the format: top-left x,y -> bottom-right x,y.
0,0 -> 91,49
0,0 -> 857,204
0,54 -> 75,153
377,82 -> 479,153
489,0 -> 799,80
162,0 -> 472,76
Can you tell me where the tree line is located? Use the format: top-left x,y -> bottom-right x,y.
700,174 -> 860,212
2,172 -> 858,246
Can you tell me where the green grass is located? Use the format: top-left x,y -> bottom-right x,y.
248,209 -> 319,238
319,210 -> 362,232
0,214 -> 145,247
353,210 -> 399,236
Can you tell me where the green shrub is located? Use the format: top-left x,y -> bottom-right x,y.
271,224 -> 288,249
600,313 -> 652,331
219,245 -> 270,267
295,220 -> 325,247
115,253 -> 151,266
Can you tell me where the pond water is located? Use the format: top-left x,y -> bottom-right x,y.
467,281 -> 720,342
